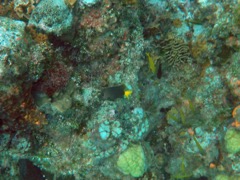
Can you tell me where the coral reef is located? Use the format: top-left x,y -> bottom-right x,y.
14,0 -> 37,19
117,144 -> 147,177
1,0 -> 240,179
160,37 -> 191,69
28,0 -> 73,36
33,61 -> 71,96
224,129 -> 240,154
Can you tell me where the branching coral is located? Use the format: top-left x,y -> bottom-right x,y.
14,0 -> 38,19
0,1 -> 19,19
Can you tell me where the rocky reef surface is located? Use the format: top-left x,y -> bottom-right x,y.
0,0 -> 240,179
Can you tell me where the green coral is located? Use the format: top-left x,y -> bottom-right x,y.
117,144 -> 146,177
215,174 -> 240,180
224,129 -> 240,154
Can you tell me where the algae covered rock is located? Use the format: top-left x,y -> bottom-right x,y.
28,0 -> 73,36
117,144 -> 146,177
224,129 -> 240,154
0,16 -> 47,123
0,16 -> 26,78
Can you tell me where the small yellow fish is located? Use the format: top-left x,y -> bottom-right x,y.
124,90 -> 132,99
146,52 -> 156,74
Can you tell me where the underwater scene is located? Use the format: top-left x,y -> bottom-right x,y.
0,0 -> 240,179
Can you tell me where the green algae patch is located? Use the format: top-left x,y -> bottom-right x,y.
224,129 -> 240,154
215,174 -> 240,180
215,174 -> 230,180
117,144 -> 146,177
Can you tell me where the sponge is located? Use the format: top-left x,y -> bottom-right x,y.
117,144 -> 146,177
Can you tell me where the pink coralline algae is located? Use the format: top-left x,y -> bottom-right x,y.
80,9 -> 105,31
33,62 -> 71,96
